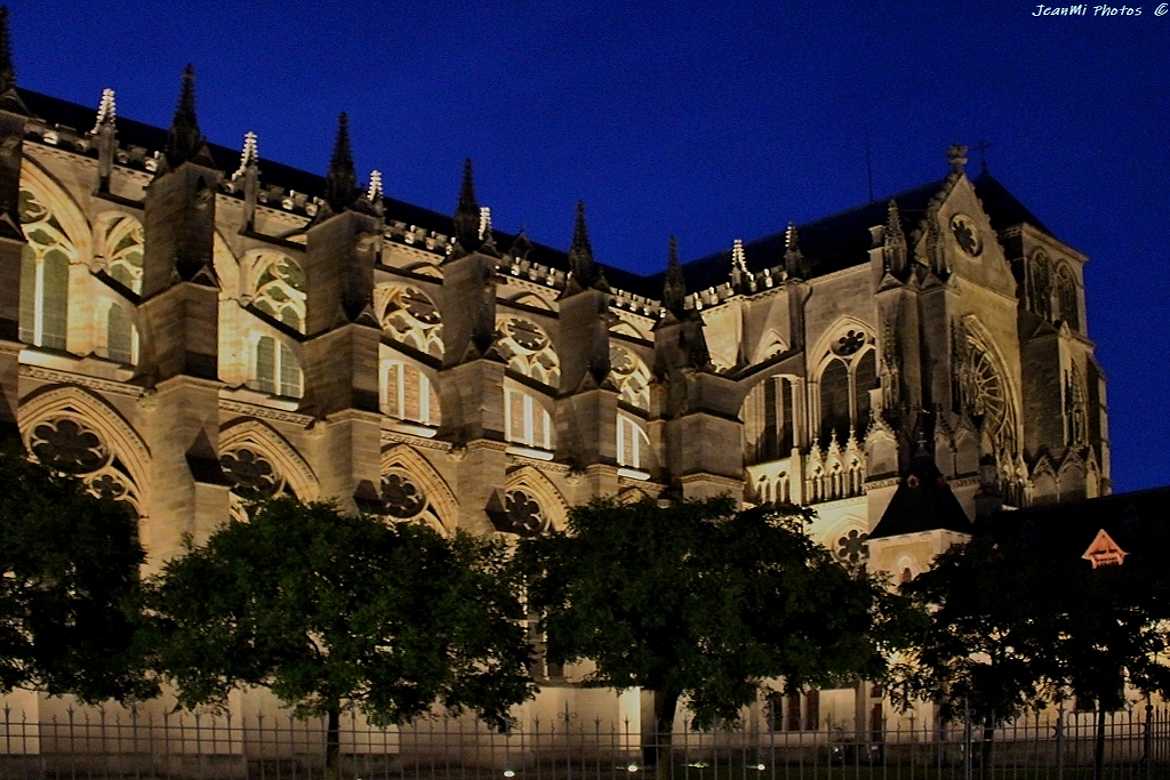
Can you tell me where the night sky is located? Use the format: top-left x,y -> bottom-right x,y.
11,0 -> 1169,492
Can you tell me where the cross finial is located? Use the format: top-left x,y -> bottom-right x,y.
232,130 -> 258,180
947,144 -> 968,175
91,88 -> 116,134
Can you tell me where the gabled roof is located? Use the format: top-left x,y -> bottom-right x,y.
868,453 -> 974,540
15,87 -> 1057,301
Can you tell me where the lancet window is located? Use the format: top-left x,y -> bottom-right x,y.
251,336 -> 303,398
495,317 -> 560,387
1055,265 -> 1079,332
742,376 -> 797,465
103,304 -> 138,365
617,414 -> 651,470
18,188 -> 73,350
816,326 -> 877,447
504,387 -> 554,450
383,360 -> 441,426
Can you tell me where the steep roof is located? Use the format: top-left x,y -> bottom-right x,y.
868,453 -> 974,540
15,87 -> 1056,300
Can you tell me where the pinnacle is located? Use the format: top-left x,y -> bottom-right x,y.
662,234 -> 687,317
0,6 -> 13,94
452,158 -> 481,247
164,64 -> 208,169
324,112 -> 358,213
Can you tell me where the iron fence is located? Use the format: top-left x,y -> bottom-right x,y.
0,706 -> 1168,780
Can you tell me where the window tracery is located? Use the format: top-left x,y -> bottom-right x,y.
219,447 -> 285,499
103,216 -> 144,295
378,285 -> 443,359
497,490 -> 548,537
495,317 -> 560,387
835,528 -> 869,565
382,360 -> 440,426
1055,265 -> 1079,331
251,253 -> 306,333
609,345 -> 651,410
1030,252 -> 1052,320
952,320 -> 1018,457
18,187 -> 73,350
815,324 -> 877,448
27,416 -> 141,515
251,336 -> 303,398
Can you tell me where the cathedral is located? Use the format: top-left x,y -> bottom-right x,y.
0,9 -> 1109,737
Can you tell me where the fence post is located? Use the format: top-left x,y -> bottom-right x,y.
962,699 -> 972,780
1056,703 -> 1065,780
1144,697 -> 1154,780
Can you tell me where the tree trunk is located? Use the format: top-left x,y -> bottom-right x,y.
1093,704 -> 1107,780
979,716 -> 995,780
641,689 -> 680,780
325,704 -> 342,779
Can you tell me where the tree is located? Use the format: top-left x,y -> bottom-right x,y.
517,497 -> 895,777
148,497 -> 534,775
0,444 -> 156,703
889,534 -> 1057,777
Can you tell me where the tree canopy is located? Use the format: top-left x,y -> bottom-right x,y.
517,497 -> 897,751
148,497 -> 534,768
0,444 -> 154,703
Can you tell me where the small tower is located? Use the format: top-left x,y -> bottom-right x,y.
91,88 -> 117,192
451,158 -> 481,254
233,131 -> 260,231
661,235 -> 687,320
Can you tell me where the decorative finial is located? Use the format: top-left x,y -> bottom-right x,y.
164,64 -> 208,169
91,88 -> 116,134
232,131 -> 258,180
947,144 -> 968,175
324,112 -> 358,213
730,238 -> 748,276
478,206 -> 492,241
366,169 -> 383,203
885,200 -> 904,243
662,235 -> 686,317
452,158 -> 480,248
0,6 -> 14,95
784,222 -> 799,253
783,220 -> 806,278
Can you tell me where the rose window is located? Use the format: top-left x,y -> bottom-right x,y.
495,317 -> 560,387
219,448 -> 281,497
835,529 -> 869,565
30,419 -> 108,474
381,472 -> 427,519
380,286 -> 444,358
831,330 -> 866,357
498,490 -> 547,537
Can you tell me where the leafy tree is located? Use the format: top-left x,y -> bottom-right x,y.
1040,541 -> 1170,780
0,444 -> 156,703
517,497 -> 895,777
148,497 -> 534,774
889,534 -> 1056,777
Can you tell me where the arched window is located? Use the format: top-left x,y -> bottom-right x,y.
18,188 -> 73,350
104,304 -> 137,365
855,350 -> 877,427
819,359 -> 850,446
26,416 -> 141,517
610,345 -> 651,411
504,387 -> 553,450
1055,265 -> 1079,331
1030,252 -> 1052,319
741,376 -> 796,465
383,360 -> 441,426
495,317 -> 560,387
251,253 -> 306,333
251,335 -> 302,398
103,216 -> 144,295
379,285 -> 443,359
498,489 -> 548,537
617,414 -> 651,470
815,325 -> 877,448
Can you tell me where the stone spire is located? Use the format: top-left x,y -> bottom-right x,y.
452,158 -> 480,249
0,7 -> 26,114
783,220 -> 805,278
232,131 -> 258,180
324,112 -> 358,213
662,235 -> 687,318
164,65 -> 210,170
91,88 -> 116,134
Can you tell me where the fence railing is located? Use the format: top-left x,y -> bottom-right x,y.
1,706 -> 1168,779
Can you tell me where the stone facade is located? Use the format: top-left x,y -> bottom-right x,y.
0,43 -> 1109,734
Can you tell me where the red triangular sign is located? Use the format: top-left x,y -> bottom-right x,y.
1082,529 -> 1127,569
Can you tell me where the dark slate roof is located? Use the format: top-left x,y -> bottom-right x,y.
15,87 -> 1055,301
987,486 -> 1170,566
868,453 -> 974,540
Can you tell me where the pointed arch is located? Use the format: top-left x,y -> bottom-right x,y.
18,384 -> 150,502
20,156 -> 92,261
956,314 -> 1021,457
609,319 -> 647,341
616,485 -> 654,505
506,291 -> 555,311
754,328 -> 788,363
504,464 -> 569,531
808,315 -> 875,369
380,444 -> 458,535
218,419 -> 318,500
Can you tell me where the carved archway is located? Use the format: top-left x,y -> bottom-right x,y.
218,419 -> 318,500
380,444 -> 458,535
503,464 -> 569,532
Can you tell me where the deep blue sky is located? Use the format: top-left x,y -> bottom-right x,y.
11,0 -> 1169,492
